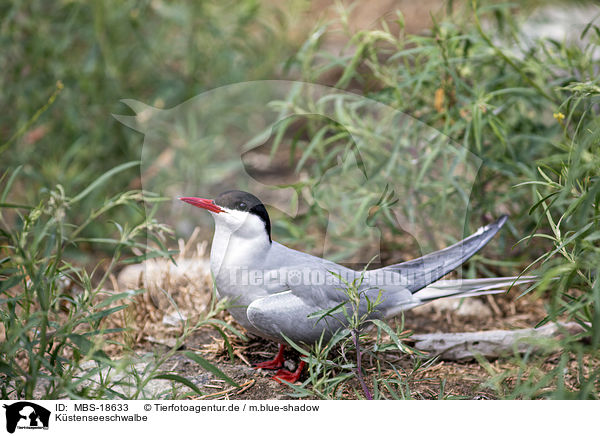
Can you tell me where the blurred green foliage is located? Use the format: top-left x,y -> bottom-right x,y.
0,0 -> 303,398
282,0 -> 600,397
0,0 -> 302,238
1,0 -> 599,399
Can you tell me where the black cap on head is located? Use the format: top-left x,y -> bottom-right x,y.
214,190 -> 271,242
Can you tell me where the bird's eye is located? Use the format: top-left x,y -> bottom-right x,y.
238,201 -> 247,210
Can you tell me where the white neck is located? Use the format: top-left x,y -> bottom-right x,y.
210,221 -> 272,277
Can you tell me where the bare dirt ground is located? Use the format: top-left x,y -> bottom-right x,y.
122,291 -> 550,400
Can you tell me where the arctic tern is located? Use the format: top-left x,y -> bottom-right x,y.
180,190 -> 530,382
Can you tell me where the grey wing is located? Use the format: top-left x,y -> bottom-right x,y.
374,215 -> 508,293
246,291 -> 347,344
246,274 -> 415,345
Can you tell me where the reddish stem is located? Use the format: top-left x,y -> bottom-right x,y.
352,329 -> 372,400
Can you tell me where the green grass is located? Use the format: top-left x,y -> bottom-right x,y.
0,163 -> 248,398
0,0 -> 303,243
1,0 -> 599,399
274,0 -> 600,398
0,0 -> 301,399
280,269 -> 424,400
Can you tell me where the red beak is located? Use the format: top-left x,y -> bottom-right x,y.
179,197 -> 225,213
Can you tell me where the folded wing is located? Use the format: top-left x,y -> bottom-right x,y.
374,215 -> 508,293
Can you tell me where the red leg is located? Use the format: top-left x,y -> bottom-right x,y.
254,344 -> 286,370
273,360 -> 306,384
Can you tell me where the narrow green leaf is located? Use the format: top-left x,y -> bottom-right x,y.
368,319 -> 410,354
70,161 -> 140,204
183,351 -> 239,387
1,165 -> 23,204
151,373 -> 203,395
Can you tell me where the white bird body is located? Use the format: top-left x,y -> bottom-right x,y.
181,190 -> 531,347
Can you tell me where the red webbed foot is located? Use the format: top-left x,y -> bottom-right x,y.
254,344 -> 285,370
273,361 -> 306,384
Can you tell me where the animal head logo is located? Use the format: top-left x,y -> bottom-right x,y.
3,402 -> 51,433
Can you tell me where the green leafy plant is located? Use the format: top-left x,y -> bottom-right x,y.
0,164 -> 245,399
278,267 -> 420,400
266,0 -> 600,398
0,0 -> 304,243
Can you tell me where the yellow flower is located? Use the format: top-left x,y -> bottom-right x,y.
553,112 -> 565,122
